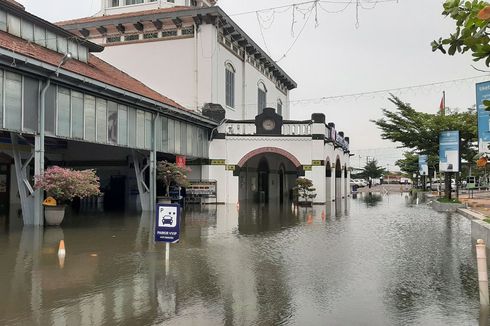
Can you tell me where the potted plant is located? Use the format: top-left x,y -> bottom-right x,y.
293,178 -> 317,207
156,160 -> 191,204
35,166 -> 101,226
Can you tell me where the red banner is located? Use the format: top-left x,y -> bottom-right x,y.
176,156 -> 186,168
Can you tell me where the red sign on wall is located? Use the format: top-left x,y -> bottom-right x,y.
176,156 -> 186,168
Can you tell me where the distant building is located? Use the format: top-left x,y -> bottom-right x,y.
58,0 -> 297,120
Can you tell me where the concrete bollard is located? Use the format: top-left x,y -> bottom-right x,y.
476,239 -> 489,306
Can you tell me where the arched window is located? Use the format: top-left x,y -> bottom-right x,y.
258,81 -> 267,114
225,63 -> 235,108
277,99 -> 283,116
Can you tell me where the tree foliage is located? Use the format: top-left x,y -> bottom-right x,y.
361,160 -> 386,179
35,166 -> 101,204
294,178 -> 317,203
372,95 -> 477,166
396,152 -> 440,177
156,160 -> 191,196
395,152 -> 419,177
432,0 -> 490,66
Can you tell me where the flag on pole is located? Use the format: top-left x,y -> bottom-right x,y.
439,91 -> 446,115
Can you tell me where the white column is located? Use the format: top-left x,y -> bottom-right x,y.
311,166 -> 325,204
341,166 -> 346,199
149,114 -> 158,210
11,133 -> 35,225
227,170 -> 239,204
33,136 -> 43,225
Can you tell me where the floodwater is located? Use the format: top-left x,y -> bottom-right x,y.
0,193 -> 487,325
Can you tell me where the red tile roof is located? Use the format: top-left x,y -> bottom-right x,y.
57,6 -> 191,26
4,0 -> 24,10
0,31 -> 185,110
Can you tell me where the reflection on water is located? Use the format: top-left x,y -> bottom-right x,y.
0,196 -> 487,325
362,192 -> 383,207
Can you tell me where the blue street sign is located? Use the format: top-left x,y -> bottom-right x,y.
155,204 -> 181,243
477,81 -> 490,154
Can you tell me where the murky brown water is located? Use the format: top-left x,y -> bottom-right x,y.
0,193 -> 487,325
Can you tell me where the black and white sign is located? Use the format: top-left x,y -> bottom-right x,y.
155,204 -> 181,243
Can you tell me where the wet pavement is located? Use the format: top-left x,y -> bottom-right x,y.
0,193 -> 487,325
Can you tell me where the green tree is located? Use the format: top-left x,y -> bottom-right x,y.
395,152 -> 419,177
432,0 -> 490,66
373,95 -> 477,198
372,95 -> 477,164
361,160 -> 386,179
396,152 -> 439,178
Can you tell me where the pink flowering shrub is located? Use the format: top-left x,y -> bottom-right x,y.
156,160 -> 191,196
35,166 -> 101,204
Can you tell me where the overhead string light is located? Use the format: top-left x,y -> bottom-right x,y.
231,0 -> 400,62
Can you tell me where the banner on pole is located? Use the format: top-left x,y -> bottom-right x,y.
439,131 -> 460,173
476,81 -> 490,154
418,155 -> 428,176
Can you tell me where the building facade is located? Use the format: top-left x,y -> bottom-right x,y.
0,1 -> 351,226
58,1 -> 297,120
0,0 -> 216,225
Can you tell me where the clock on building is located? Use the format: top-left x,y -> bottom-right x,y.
255,108 -> 283,135
262,119 -> 276,131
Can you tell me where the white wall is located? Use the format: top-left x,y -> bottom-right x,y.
213,39 -> 290,120
94,24 -> 290,120
96,37 -> 199,110
242,57 -> 289,120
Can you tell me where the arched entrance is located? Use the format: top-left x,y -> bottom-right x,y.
279,163 -> 286,204
325,160 -> 332,202
257,157 -> 269,203
344,165 -> 348,199
237,147 -> 302,204
335,157 -> 342,201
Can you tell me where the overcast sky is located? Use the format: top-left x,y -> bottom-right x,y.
16,0 -> 487,168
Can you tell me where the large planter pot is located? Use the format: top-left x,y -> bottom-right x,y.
44,206 -> 66,226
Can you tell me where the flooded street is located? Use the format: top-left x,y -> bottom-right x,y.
0,193 -> 486,325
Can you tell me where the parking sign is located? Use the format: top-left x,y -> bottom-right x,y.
155,204 -> 181,243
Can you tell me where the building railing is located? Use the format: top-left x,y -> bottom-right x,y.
282,123 -> 312,135
222,121 -> 349,151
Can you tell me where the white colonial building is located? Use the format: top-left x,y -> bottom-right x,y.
58,0 -> 296,120
55,0 -> 351,207
0,0 -> 351,226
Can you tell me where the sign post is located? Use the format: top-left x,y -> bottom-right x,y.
155,203 -> 181,273
419,155 -> 428,190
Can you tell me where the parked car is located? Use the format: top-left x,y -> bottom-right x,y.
357,179 -> 368,187
399,178 -> 412,185
350,179 -> 363,187
425,179 -> 456,191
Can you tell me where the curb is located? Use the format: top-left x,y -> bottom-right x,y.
457,208 -> 486,221
456,208 -> 490,249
